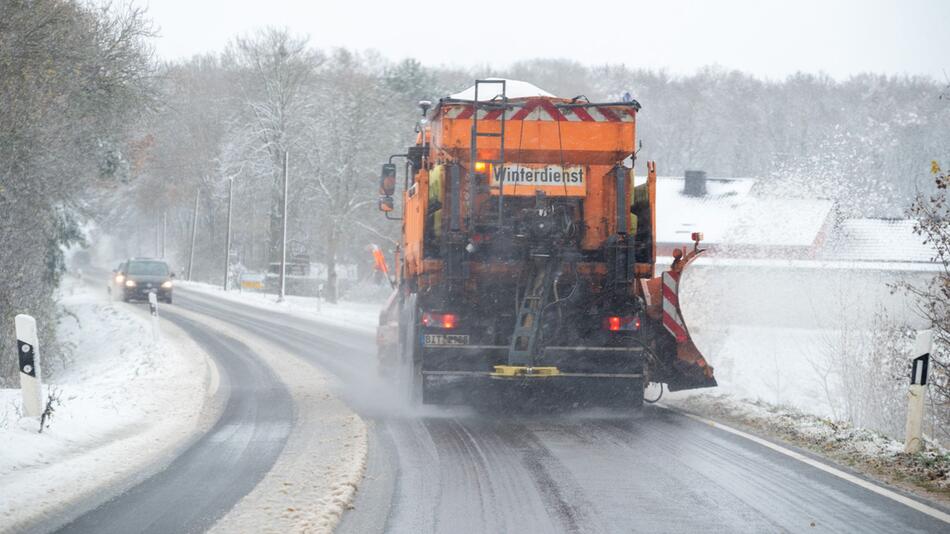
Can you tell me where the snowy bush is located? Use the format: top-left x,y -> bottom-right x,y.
809,305 -> 914,440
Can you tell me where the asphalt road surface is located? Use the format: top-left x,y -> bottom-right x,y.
56,307 -> 293,534
164,288 -> 949,534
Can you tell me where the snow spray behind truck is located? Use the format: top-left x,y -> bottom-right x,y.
375,79 -> 715,407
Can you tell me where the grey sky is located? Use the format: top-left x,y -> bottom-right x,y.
143,0 -> 950,80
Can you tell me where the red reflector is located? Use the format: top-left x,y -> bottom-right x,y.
422,312 -> 458,329
608,316 -> 622,331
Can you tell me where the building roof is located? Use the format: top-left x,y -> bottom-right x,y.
827,218 -> 939,263
655,176 -> 834,248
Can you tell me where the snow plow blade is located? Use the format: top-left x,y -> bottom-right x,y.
643,236 -> 717,391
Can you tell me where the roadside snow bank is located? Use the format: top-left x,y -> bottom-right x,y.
0,279 -> 213,532
167,306 -> 368,534
666,394 -> 950,500
178,281 -> 381,334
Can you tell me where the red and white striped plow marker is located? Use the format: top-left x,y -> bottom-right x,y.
661,271 -> 689,342
442,98 -> 637,122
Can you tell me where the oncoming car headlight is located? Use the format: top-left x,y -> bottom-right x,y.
161,281 -> 173,289
125,280 -> 137,287
115,274 -> 125,283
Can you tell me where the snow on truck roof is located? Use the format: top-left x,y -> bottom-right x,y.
448,78 -> 556,101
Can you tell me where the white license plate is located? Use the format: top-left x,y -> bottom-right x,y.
424,334 -> 470,346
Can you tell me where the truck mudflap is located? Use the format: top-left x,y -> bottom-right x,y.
643,235 -> 717,391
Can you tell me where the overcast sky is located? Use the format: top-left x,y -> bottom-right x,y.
143,0 -> 949,81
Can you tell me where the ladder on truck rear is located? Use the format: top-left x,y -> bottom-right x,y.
469,79 -> 508,228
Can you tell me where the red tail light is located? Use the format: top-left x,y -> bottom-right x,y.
605,315 -> 640,332
422,312 -> 458,329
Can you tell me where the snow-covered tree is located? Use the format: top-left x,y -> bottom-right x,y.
0,0 -> 154,383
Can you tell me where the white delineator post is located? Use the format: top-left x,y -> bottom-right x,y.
904,330 -> 932,453
148,291 -> 160,343
15,314 -> 43,418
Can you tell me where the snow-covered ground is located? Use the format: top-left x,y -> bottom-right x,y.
178,280 -> 382,334
0,277 -> 213,532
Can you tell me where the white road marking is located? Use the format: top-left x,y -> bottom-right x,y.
666,407 -> 950,524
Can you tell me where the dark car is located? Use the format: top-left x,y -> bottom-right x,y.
120,258 -> 175,304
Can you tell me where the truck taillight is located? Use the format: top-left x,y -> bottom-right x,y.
422,312 -> 458,329
605,315 -> 640,332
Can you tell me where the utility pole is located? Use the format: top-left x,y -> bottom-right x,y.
156,213 -> 161,258
161,211 -> 167,259
278,151 -> 289,302
187,189 -> 200,281
224,177 -> 234,291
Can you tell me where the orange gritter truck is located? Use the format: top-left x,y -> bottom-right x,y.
375,79 -> 716,407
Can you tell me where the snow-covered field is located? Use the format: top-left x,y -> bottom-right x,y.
178,280 -> 382,334
677,262 -> 932,423
0,277 -> 213,532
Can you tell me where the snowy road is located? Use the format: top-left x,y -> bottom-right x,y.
56,311 -> 293,533
158,288 -> 948,534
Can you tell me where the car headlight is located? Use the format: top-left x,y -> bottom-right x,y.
115,274 -> 125,283
125,280 -> 137,287
161,281 -> 173,289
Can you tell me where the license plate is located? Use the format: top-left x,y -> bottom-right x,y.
424,334 -> 470,346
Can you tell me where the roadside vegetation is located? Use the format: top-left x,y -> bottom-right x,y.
0,0 -> 155,384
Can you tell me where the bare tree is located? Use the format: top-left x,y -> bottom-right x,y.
297,50 -> 401,302
226,28 -> 322,262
